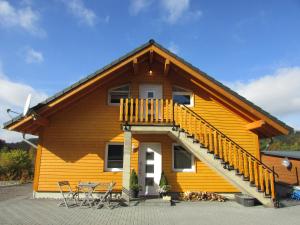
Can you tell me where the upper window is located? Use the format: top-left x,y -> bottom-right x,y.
172,86 -> 194,107
108,84 -> 130,105
105,143 -> 124,171
172,144 -> 195,172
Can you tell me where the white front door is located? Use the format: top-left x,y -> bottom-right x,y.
138,143 -> 162,196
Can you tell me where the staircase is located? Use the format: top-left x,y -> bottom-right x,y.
120,98 -> 277,207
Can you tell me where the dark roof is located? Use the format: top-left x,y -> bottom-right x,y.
262,151 -> 300,160
3,39 -> 294,133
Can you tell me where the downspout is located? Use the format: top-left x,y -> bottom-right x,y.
22,133 -> 39,198
22,133 -> 38,149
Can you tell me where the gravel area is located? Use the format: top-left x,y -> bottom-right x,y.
0,183 -> 32,202
1,184 -> 300,225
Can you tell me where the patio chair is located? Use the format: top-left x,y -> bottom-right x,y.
57,181 -> 79,208
95,182 -> 116,209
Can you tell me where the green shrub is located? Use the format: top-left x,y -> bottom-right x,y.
0,149 -> 32,181
159,171 -> 168,187
129,169 -> 139,191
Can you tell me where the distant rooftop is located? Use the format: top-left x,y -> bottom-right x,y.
261,151 -> 300,160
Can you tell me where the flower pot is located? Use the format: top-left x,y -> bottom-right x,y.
130,189 -> 139,198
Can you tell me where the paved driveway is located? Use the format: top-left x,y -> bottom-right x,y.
1,184 -> 300,225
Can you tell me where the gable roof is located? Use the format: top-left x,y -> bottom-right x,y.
3,39 -> 293,136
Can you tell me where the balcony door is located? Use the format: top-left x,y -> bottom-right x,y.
139,84 -> 162,120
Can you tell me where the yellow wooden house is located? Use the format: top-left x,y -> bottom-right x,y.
3,40 -> 292,206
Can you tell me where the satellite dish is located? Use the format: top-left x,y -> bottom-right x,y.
23,94 -> 32,116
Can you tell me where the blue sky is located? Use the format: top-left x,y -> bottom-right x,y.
1,0 -> 300,142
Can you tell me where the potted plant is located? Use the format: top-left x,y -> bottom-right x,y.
157,171 -> 171,198
129,169 -> 140,198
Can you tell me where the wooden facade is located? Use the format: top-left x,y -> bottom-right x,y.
4,40 -> 291,199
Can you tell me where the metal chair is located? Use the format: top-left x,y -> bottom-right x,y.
57,181 -> 79,208
95,182 -> 116,209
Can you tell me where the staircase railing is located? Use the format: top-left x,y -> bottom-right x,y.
120,98 -> 276,200
174,103 -> 276,200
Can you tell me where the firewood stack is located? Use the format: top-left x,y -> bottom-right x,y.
180,191 -> 227,202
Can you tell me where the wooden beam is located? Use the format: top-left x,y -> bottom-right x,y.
32,114 -> 49,127
149,50 -> 154,65
164,59 -> 170,75
133,58 -> 138,75
246,120 -> 265,131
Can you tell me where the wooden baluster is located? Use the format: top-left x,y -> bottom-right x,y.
140,99 -> 144,122
170,99 -> 173,123
218,135 -> 223,160
191,116 -> 195,137
165,99 -> 169,122
254,161 -> 259,188
223,138 -> 227,162
238,148 -> 243,174
208,128 -> 214,152
130,98 -> 134,122
182,108 -> 187,132
259,165 -> 265,192
243,153 -> 249,179
125,98 -> 128,122
194,117 -> 197,137
150,99 -> 154,122
135,98 -> 139,123
233,144 -> 237,170
200,122 -> 204,145
228,142 -> 233,166
174,103 -> 178,125
145,99 -> 148,122
119,98 -> 124,121
204,126 -> 208,148
177,106 -> 181,127
213,130 -> 218,156
269,172 -> 276,200
248,157 -> 254,184
188,113 -> 192,133
160,99 -> 164,122
264,170 -> 270,196
155,99 -> 159,122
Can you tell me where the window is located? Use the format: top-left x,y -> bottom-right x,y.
172,86 -> 194,107
108,84 -> 130,105
172,144 -> 195,172
105,143 -> 123,171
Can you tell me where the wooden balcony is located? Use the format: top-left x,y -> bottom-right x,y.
119,98 -> 174,124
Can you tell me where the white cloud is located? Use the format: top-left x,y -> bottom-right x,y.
25,48 -> 44,64
129,0 -> 152,15
229,67 -> 300,130
62,0 -> 97,26
129,0 -> 201,24
0,0 -> 45,36
0,63 -> 48,142
161,0 -> 202,24
168,41 -> 179,54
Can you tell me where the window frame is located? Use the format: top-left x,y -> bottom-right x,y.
172,143 -> 195,172
172,85 -> 194,107
108,84 -> 130,106
105,142 -> 124,172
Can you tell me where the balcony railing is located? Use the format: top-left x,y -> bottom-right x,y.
119,98 -> 174,124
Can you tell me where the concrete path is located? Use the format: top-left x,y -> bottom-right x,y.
1,184 -> 300,225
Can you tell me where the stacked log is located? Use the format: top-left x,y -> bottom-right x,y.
180,191 -> 227,202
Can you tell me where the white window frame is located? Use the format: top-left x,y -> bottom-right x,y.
172,85 -> 194,107
172,143 -> 195,172
108,84 -> 130,106
105,142 -> 124,172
